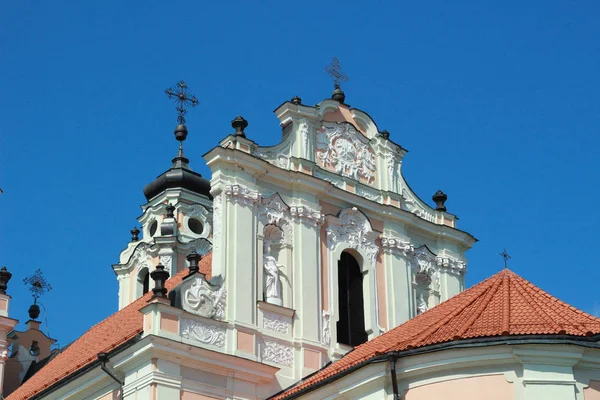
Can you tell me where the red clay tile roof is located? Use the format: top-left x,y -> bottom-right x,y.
272,268 -> 600,399
7,253 -> 212,400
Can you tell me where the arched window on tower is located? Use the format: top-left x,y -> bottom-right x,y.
337,251 -> 367,347
137,267 -> 150,297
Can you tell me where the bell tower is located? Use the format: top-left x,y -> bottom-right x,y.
112,81 -> 214,310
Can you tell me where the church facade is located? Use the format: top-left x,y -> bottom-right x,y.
3,85 -> 600,400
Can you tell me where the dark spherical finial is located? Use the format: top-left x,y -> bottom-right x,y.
130,227 -> 140,242
0,266 -> 12,295
187,250 -> 201,274
432,190 -> 448,212
332,84 -> 345,103
291,96 -> 302,105
166,204 -> 175,218
379,130 -> 390,140
150,264 -> 170,297
174,124 -> 188,142
231,116 -> 248,137
28,303 -> 40,320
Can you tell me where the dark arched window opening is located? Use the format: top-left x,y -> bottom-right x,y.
138,268 -> 150,296
143,272 -> 150,295
337,251 -> 367,346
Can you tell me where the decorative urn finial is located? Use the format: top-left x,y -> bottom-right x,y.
150,264 -> 170,297
231,116 -> 248,137
166,203 -> 175,218
325,57 -> 349,103
379,130 -> 390,139
0,266 -> 12,295
130,227 -> 140,242
291,95 -> 302,105
331,84 -> 346,103
187,250 -> 201,274
432,190 -> 448,211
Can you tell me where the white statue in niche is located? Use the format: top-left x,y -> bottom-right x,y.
263,225 -> 284,306
415,272 -> 431,315
416,291 -> 428,315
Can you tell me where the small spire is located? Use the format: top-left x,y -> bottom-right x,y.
187,250 -> 201,274
432,190 -> 448,212
130,227 -> 140,242
231,116 -> 248,137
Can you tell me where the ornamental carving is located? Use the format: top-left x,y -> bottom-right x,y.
290,205 -> 323,227
409,246 -> 440,291
159,255 -> 172,275
322,310 -> 331,346
225,184 -> 261,208
436,256 -> 467,273
261,340 -> 293,367
182,276 -> 226,320
316,124 -> 376,183
263,311 -> 290,334
211,190 -> 223,253
255,135 -> 292,170
356,186 -> 382,203
314,170 -> 345,189
131,243 -> 153,272
258,194 -> 291,234
180,318 -> 226,347
299,120 -> 309,158
381,236 -> 414,257
326,207 -> 379,266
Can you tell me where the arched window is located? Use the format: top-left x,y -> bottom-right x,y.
337,251 -> 367,346
137,267 -> 150,296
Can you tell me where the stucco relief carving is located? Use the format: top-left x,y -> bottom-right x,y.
180,318 -> 226,347
381,236 -> 414,257
326,207 -> 379,266
182,276 -> 226,320
210,190 -> 223,253
290,205 -> 323,227
261,340 -> 293,367
409,246 -> 440,292
258,194 -> 291,234
322,310 -> 331,346
314,170 -> 345,189
255,135 -> 292,170
316,124 -> 376,183
299,120 -> 309,158
159,255 -> 172,275
437,256 -> 467,273
400,187 -> 436,223
131,243 -> 153,272
225,184 -> 261,208
356,186 -> 382,203
263,311 -> 290,334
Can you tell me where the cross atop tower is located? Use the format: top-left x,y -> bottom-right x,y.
165,81 -> 199,125
325,57 -> 349,88
499,249 -> 511,269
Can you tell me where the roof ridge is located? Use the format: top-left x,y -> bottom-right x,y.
501,271 -> 510,335
511,274 -> 563,333
454,271 -> 504,339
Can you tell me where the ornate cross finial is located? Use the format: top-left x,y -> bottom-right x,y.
325,57 -> 349,88
23,269 -> 52,302
500,249 -> 511,269
164,81 -> 199,125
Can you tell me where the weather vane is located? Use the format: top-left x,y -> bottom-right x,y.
164,81 -> 199,125
499,249 -> 511,269
23,269 -> 52,302
325,57 -> 349,88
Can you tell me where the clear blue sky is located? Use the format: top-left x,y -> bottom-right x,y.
1,1 -> 599,347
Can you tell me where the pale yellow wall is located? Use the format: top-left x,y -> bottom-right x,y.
404,375 -> 512,400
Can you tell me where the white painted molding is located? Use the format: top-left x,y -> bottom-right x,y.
180,318 -> 226,348
181,276 -> 227,320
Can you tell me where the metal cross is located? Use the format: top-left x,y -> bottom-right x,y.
499,249 -> 511,269
23,269 -> 52,301
325,57 -> 349,88
164,81 -> 199,125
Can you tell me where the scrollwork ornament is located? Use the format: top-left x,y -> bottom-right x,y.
326,207 -> 379,266
180,318 -> 226,347
322,310 -> 331,346
261,340 -> 293,366
183,276 -> 227,320
224,184 -> 261,208
263,311 -> 290,334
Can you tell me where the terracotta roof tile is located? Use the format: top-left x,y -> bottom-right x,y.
7,253 -> 212,400
271,268 -> 600,399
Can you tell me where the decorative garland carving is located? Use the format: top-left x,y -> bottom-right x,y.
290,205 -> 323,227
182,276 -> 227,320
322,310 -> 331,346
316,124 -> 376,183
224,184 -> 261,208
180,318 -> 226,347
258,194 -> 291,235
263,311 -> 290,334
261,340 -> 293,366
326,207 -> 379,266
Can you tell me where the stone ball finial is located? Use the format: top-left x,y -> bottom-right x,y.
0,266 -> 12,295
291,96 -> 302,105
332,84 -> 345,103
150,264 -> 170,297
28,303 -> 40,320
231,116 -> 248,137
174,124 -> 188,142
379,130 -> 390,140
130,227 -> 140,242
187,250 -> 201,274
432,190 -> 448,212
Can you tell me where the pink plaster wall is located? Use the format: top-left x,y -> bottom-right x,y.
585,380 -> 600,400
404,375 -> 513,400
0,298 -> 7,311
237,331 -> 254,354
376,249 -> 388,330
304,349 -> 321,370
322,105 -> 367,136
320,223 -> 329,311
98,389 -> 120,400
160,313 -> 179,334
181,391 -> 220,400
144,313 -> 153,333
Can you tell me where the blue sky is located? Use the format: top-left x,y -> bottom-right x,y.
1,1 -> 599,347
